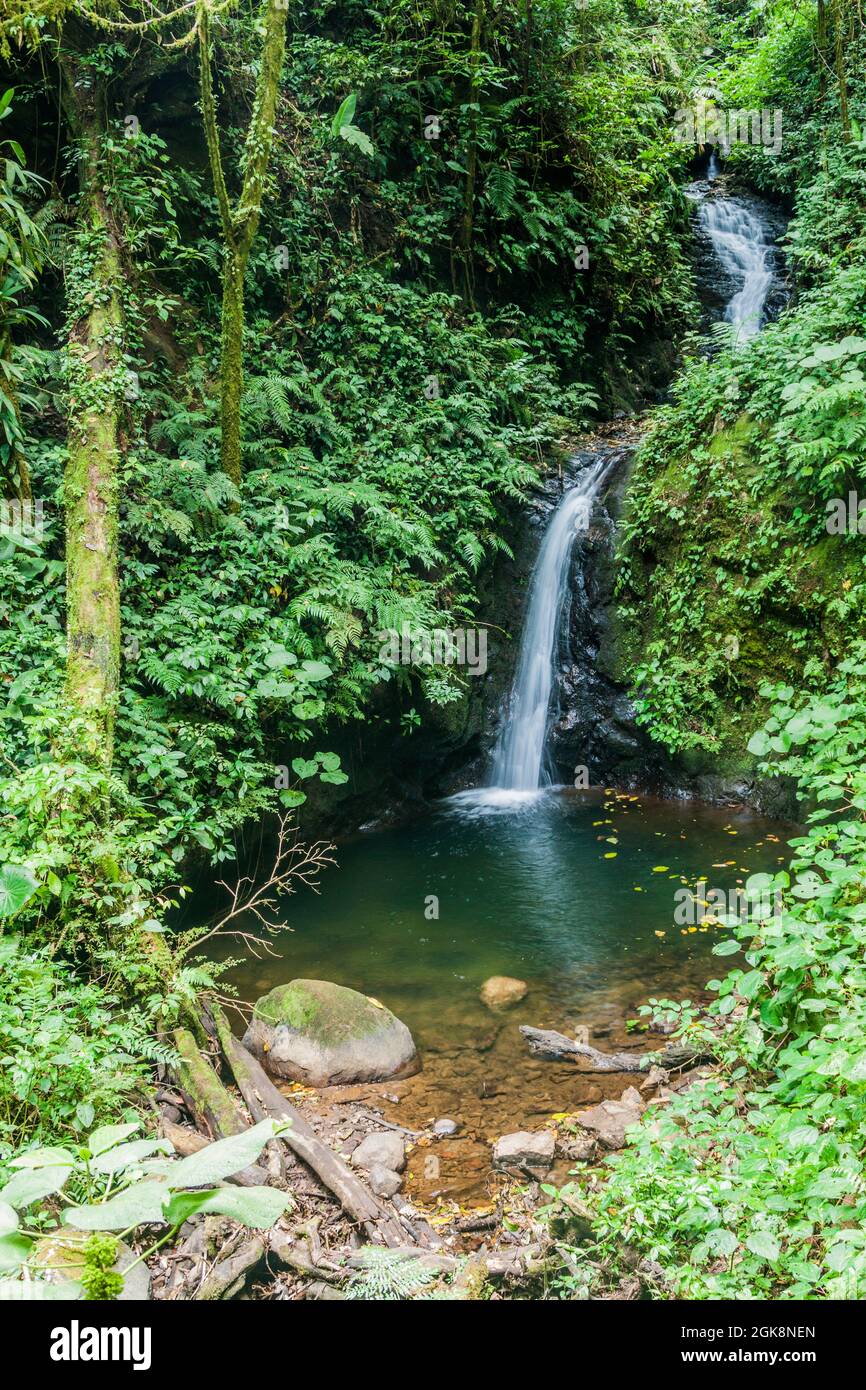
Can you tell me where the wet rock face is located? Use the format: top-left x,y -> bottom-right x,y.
244,979 -> 419,1087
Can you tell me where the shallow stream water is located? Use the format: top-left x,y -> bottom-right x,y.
208,788 -> 790,1202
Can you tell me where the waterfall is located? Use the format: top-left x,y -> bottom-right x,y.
697,197 -> 772,341
483,458 -> 608,800
449,169 -> 778,815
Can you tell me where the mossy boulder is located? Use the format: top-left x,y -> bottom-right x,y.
31,1227 -> 151,1301
243,979 -> 419,1087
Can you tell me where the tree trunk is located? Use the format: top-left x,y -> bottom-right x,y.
61,80 -> 123,767
460,0 -> 485,307
197,0 -> 289,491
218,253 -> 245,488
832,0 -> 850,138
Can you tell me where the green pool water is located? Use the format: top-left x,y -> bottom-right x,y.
208,789 -> 786,1053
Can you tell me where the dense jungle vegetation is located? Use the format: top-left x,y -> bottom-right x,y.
1,0 -> 866,1306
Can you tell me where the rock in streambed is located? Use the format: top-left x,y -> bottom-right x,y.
244,979 -> 419,1087
480,976 -> 529,1012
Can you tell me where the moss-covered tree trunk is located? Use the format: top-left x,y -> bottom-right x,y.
219,253 -> 246,489
197,0 -> 289,490
61,78 -> 124,766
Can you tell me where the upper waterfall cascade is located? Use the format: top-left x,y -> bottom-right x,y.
697,196 -> 773,342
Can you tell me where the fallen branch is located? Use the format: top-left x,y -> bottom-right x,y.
519,1025 -> 710,1072
210,1005 -> 407,1246
196,1235 -> 266,1301
171,1028 -> 248,1136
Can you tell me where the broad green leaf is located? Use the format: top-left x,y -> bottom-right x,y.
165,1184 -> 292,1230
746,730 -> 770,757
0,1203 -> 18,1236
713,938 -> 741,956
264,645 -> 297,669
64,1180 -> 167,1231
745,1232 -> 780,1262
0,1166 -> 72,1208
9,1147 -> 74,1170
91,1139 -> 173,1174
0,864 -> 39,918
87,1122 -> 141,1157
0,1276 -> 81,1300
0,1234 -> 32,1274
330,93 -> 357,135
167,1119 -> 286,1189
299,660 -> 331,682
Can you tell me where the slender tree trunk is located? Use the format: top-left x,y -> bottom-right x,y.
817,0 -> 827,103
219,253 -> 246,489
197,0 -> 289,490
61,78 -> 123,767
832,0 -> 850,138
460,0 -> 484,308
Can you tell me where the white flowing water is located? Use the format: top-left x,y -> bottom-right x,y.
445,457 -> 610,811
449,166 -> 777,813
698,197 -> 772,342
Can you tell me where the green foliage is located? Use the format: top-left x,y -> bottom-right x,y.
0,937 -> 161,1150
616,224 -> 866,755
565,656 -> 866,1298
345,1245 -> 443,1300
0,1116 -> 293,1297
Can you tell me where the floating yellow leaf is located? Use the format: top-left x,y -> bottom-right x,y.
652,865 -> 669,872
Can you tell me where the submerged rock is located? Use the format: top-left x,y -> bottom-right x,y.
366,1163 -> 403,1198
480,976 -> 528,1012
492,1130 -> 555,1172
351,1131 -> 406,1173
244,979 -> 418,1087
432,1117 -> 460,1137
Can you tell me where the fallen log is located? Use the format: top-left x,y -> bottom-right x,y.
196,1235 -> 266,1301
342,1242 -> 547,1280
210,1006 -> 407,1247
172,1028 -> 249,1136
519,1025 -> 709,1072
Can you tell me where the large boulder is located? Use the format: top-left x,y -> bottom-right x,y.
243,979 -> 418,1087
480,976 -> 528,1012
31,1228 -> 151,1301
